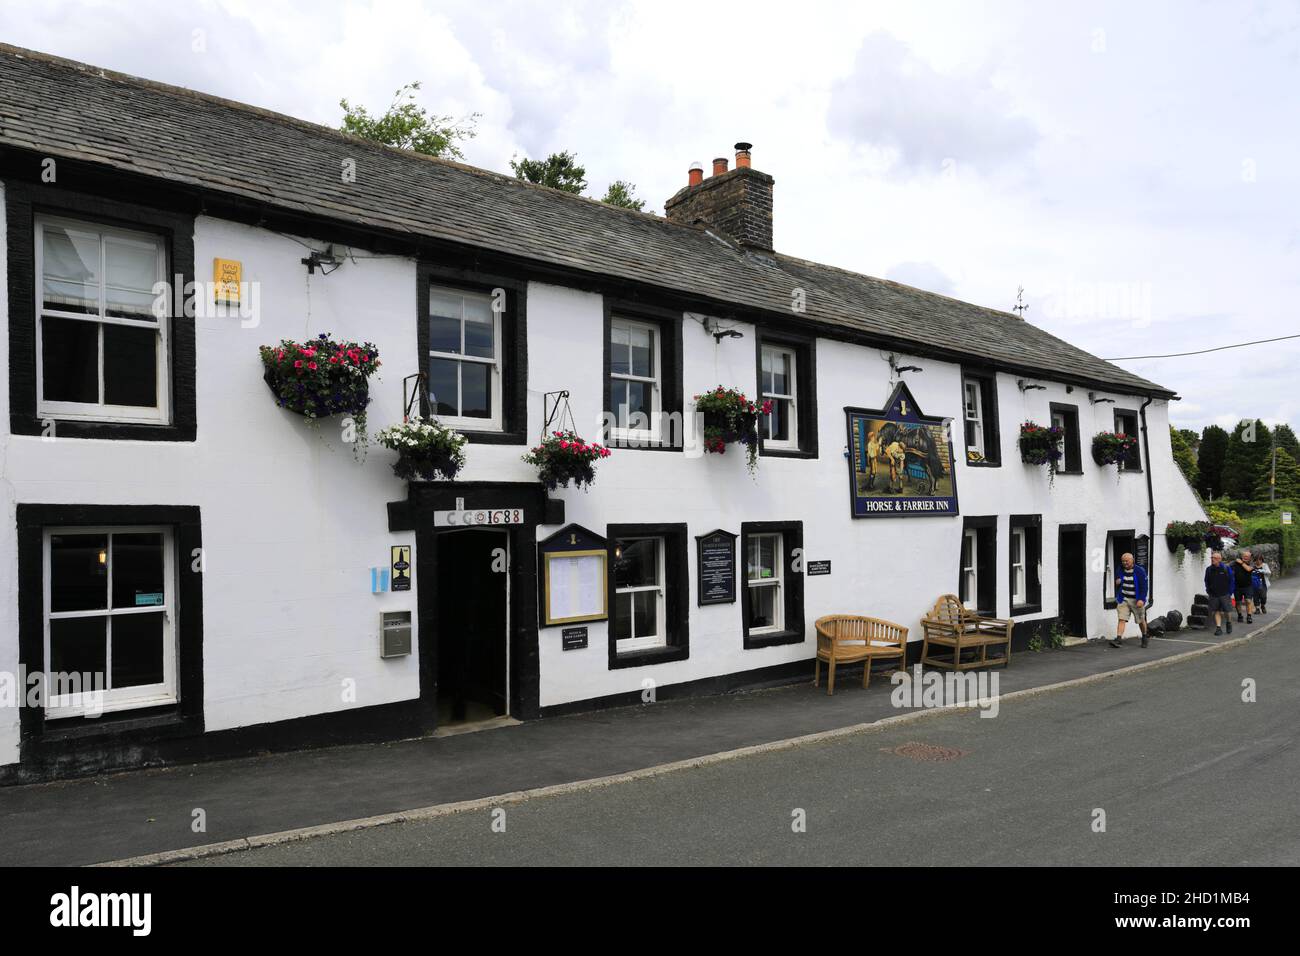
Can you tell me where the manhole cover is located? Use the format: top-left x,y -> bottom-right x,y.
883,741 -> 967,762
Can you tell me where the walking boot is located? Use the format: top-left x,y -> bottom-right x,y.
1227,620 -> 1233,634
1108,637 -> 1123,648
1140,634 -> 1149,648
1214,626 -> 1223,636
1247,613 -> 1253,623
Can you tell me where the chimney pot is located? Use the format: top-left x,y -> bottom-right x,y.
734,142 -> 752,168
688,161 -> 704,187
712,156 -> 728,177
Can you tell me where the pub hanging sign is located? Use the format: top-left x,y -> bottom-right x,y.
845,381 -> 959,518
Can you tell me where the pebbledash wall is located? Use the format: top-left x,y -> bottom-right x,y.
0,181 -> 1207,781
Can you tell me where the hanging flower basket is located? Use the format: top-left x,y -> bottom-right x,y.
694,386 -> 772,475
1165,520 -> 1212,553
1091,430 -> 1139,466
523,431 -> 610,491
1018,421 -> 1064,467
259,333 -> 381,450
376,417 -> 467,481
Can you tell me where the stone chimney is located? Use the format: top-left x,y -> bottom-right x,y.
665,142 -> 774,251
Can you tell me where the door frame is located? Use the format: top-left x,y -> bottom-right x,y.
1058,523 -> 1088,636
434,526 -> 511,717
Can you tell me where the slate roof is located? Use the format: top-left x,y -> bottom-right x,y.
0,44 -> 1173,397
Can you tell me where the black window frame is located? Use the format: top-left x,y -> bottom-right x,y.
754,331 -> 819,459
415,262 -> 528,445
6,182 -> 197,442
960,367 -> 1001,466
601,300 -> 684,452
960,515 -> 998,616
1008,514 -> 1043,616
1113,407 -> 1143,472
1049,402 -> 1083,474
1103,528 -> 1136,609
15,504 -> 205,766
740,520 -> 805,649
606,522 -> 690,669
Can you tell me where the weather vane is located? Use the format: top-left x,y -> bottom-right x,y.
1013,285 -> 1029,318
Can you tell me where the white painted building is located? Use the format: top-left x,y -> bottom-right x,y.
0,46 -> 1205,782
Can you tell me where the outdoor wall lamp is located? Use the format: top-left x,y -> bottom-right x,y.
1017,379 -> 1047,392
713,329 -> 744,342
1088,391 -> 1116,405
895,364 -> 923,374
301,245 -> 341,275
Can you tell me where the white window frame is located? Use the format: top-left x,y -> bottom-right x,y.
614,537 -> 667,652
961,529 -> 978,611
963,378 -> 984,458
35,215 -> 170,425
1114,411 -> 1140,472
426,284 -> 504,431
42,525 -> 179,719
760,345 -> 798,452
609,317 -> 662,444
745,532 -> 785,635
1011,527 -> 1027,607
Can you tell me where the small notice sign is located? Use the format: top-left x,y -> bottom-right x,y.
391,545 -> 412,592
806,560 -> 832,576
213,258 -> 241,304
562,627 -> 588,650
1284,512 -> 1293,525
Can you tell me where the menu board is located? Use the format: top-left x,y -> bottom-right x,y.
544,551 -> 607,625
696,530 -> 737,606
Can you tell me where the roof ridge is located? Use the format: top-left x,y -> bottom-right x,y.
0,42 -> 685,230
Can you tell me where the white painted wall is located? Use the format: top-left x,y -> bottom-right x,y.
0,192 -> 1208,764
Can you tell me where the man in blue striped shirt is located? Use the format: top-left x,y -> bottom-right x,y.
1110,552 -> 1150,649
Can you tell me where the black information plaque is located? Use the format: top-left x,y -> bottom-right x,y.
696,529 -> 737,606
561,626 -> 588,650
1135,534 -> 1150,571
806,560 -> 832,576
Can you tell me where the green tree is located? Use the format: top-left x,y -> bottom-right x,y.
1253,446 -> 1300,500
340,81 -> 479,159
510,151 -> 587,193
600,180 -> 646,211
1273,423 -> 1300,463
1197,424 -> 1229,498
1222,419 -> 1272,500
1170,426 -> 1198,488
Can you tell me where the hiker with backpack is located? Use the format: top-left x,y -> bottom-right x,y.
1204,551 -> 1235,636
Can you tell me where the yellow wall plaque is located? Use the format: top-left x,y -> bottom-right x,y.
214,258 -> 241,304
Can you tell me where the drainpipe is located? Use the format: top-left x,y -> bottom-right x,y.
1139,396 -> 1155,607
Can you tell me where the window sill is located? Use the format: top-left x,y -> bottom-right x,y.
39,704 -> 191,742
1010,603 -> 1043,618
460,429 -> 525,445
760,447 -> 817,460
609,643 -> 688,669
606,439 -> 681,453
10,415 -> 196,442
964,459 -> 1002,468
744,627 -> 805,649
1052,469 -> 1084,476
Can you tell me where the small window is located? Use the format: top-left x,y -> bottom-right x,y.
612,537 -> 666,652
1114,410 -> 1142,471
1010,528 -> 1026,606
608,317 -> 662,442
760,346 -> 797,451
961,519 -> 997,615
961,372 -> 999,464
1009,516 -> 1043,614
745,532 -> 784,634
36,217 -> 169,424
427,285 -> 503,430
1050,403 -> 1082,473
43,526 -> 177,718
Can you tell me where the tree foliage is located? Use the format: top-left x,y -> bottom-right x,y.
1170,425 -> 1199,488
1222,419 -> 1272,500
510,151 -> 587,193
1253,446 -> 1300,500
1197,424 -> 1229,498
340,81 -> 479,160
600,180 -> 646,211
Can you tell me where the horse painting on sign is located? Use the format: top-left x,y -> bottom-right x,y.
846,382 -> 959,518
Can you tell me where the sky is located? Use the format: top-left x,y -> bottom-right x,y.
3,0 -> 1297,434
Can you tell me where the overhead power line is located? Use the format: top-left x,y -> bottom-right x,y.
1106,332 -> 1300,361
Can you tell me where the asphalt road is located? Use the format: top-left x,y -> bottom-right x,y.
182,610 -> 1300,866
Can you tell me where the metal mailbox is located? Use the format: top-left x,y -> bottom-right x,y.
380,611 -> 412,658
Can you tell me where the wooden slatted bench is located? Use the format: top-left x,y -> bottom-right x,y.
920,594 -> 1013,671
813,615 -> 908,695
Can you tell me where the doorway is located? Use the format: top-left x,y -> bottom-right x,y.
1058,526 -> 1087,637
435,529 -> 509,727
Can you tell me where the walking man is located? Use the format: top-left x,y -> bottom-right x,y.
1231,549 -> 1255,623
1110,552 -> 1149,648
1205,551 -> 1235,636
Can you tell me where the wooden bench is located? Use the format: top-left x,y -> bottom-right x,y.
920,595 -> 1013,671
813,615 -> 908,695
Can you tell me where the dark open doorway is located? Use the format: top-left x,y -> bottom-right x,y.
1058,525 -> 1088,637
435,529 -> 509,726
